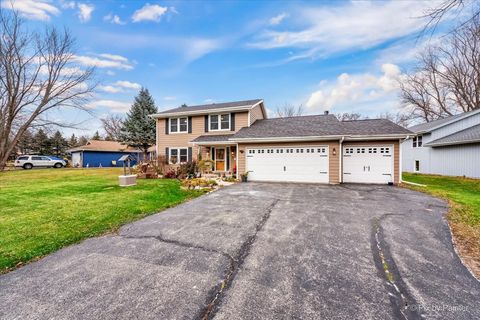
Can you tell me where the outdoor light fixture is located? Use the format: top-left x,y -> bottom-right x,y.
240,150 -> 244,154
332,148 -> 336,156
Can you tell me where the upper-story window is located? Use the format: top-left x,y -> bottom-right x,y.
209,114 -> 230,131
170,117 -> 188,133
412,135 -> 422,148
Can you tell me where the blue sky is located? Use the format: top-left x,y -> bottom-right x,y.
1,0 -> 457,137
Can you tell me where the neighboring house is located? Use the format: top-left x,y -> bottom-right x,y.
68,140 -> 141,168
152,99 -> 411,184
402,109 -> 480,178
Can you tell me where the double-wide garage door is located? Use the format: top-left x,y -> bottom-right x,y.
246,146 -> 329,183
343,145 -> 394,184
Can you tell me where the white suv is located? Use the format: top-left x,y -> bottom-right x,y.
15,155 -> 66,169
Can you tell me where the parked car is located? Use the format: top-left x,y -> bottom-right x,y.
15,155 -> 67,169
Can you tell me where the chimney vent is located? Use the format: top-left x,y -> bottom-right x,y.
324,110 -> 329,115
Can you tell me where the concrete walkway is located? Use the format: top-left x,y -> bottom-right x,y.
0,183 -> 478,319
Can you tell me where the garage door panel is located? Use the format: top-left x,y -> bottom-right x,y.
246,146 -> 329,183
343,146 -> 393,184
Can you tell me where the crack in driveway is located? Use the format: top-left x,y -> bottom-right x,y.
198,198 -> 280,320
371,214 -> 422,320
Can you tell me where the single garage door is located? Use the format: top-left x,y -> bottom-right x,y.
246,146 -> 329,183
343,145 -> 393,184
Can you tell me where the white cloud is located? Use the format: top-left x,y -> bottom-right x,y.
77,3 -> 94,22
305,63 -> 403,113
115,80 -> 141,90
98,80 -> 141,93
86,99 -> 131,112
250,1 -> 435,60
104,13 -> 126,25
132,3 -> 168,22
60,0 -> 76,9
105,70 -> 116,76
269,13 -> 288,25
73,54 -> 133,70
184,38 -> 224,62
1,0 -> 60,21
163,96 -> 176,101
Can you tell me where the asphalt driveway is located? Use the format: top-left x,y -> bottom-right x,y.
0,183 -> 478,319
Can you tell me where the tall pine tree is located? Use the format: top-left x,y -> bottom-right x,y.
121,88 -> 157,160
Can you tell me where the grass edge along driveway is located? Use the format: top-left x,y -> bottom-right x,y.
402,172 -> 480,279
0,168 -> 205,273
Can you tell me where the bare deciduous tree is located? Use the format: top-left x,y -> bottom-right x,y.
0,11 -> 96,170
400,16 -> 480,122
275,103 -> 304,117
101,114 -> 124,141
335,112 -> 363,121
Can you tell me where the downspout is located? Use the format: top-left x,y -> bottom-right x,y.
236,143 -> 239,178
339,136 -> 345,183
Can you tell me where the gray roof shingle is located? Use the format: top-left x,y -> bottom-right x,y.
425,124 -> 480,147
231,115 -> 411,139
191,134 -> 235,143
408,109 -> 480,133
153,99 -> 262,116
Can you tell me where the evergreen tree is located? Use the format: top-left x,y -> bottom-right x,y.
92,131 -> 102,140
50,131 -> 68,156
120,88 -> 158,159
68,134 -> 78,147
17,130 -> 34,154
33,129 -> 51,155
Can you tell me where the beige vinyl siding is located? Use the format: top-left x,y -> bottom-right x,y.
237,141 -> 340,184
342,140 -> 400,184
156,112 -> 248,159
249,104 -> 265,125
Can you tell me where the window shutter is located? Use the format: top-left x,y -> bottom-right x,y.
165,118 -> 169,135
204,115 -> 209,132
165,147 -> 169,164
188,147 -> 192,162
188,117 -> 192,133
211,147 -> 215,161
230,113 -> 235,131
226,147 -> 230,170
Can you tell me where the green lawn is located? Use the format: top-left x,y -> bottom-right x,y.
0,168 -> 203,272
403,173 -> 480,226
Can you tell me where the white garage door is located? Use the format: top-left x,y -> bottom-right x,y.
246,146 -> 329,183
343,145 -> 393,184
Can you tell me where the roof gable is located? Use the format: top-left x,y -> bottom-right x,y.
68,140 -> 141,153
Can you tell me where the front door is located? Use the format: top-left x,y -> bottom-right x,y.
215,148 -> 225,171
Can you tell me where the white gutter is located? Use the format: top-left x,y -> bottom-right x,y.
424,138 -> 480,147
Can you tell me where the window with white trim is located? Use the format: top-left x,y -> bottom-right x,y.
209,113 -> 230,131
412,135 -> 422,147
169,148 -> 188,164
170,117 -> 188,133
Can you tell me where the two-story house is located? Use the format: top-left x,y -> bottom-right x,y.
402,109 -> 480,178
152,99 -> 411,184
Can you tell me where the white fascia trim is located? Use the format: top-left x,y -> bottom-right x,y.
151,102 -> 263,119
190,141 -> 236,146
425,138 -> 480,147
